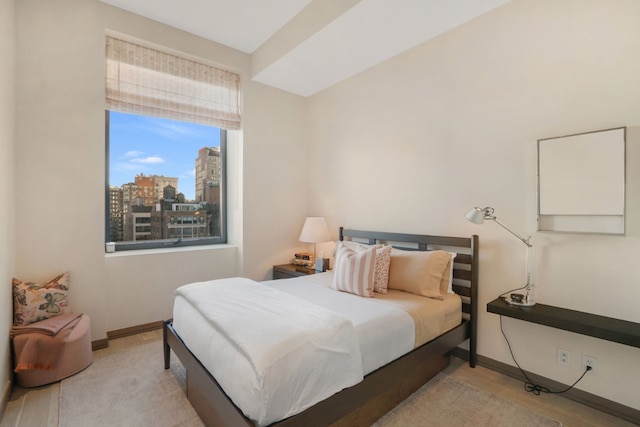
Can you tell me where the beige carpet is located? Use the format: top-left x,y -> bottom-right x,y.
373,373 -> 561,427
59,336 -> 561,427
59,338 -> 203,427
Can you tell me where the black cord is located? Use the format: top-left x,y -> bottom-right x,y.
499,315 -> 591,395
499,286 -> 527,299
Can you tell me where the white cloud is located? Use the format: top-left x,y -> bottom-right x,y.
123,150 -> 144,158
135,116 -> 211,142
132,156 -> 165,164
147,121 -> 199,141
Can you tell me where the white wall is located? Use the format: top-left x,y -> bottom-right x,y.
241,82 -> 310,280
0,0 -> 15,411
13,0 -> 308,338
306,0 -> 640,410
10,0 -> 640,414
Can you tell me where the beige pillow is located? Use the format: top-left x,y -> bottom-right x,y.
332,244 -> 377,297
388,249 -> 451,299
338,241 -> 391,293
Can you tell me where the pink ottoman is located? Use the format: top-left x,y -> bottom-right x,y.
12,314 -> 93,387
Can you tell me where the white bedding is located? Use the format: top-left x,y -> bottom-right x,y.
264,273 -> 416,375
172,272 -> 462,426
173,277 -> 362,426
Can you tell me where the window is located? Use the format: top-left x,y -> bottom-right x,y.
104,35 -> 239,251
106,111 -> 227,250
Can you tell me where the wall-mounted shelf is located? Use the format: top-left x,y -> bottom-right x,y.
487,297 -> 640,349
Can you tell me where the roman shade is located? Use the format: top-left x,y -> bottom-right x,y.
105,36 -> 241,130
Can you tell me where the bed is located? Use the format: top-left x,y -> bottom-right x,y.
163,227 -> 478,426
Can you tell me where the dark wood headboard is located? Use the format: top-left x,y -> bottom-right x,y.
339,227 -> 479,367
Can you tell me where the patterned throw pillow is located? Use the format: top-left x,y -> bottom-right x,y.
371,245 -> 392,293
332,245 -> 377,297
12,272 -> 71,326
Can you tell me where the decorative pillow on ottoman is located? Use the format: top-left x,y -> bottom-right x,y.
12,272 -> 71,326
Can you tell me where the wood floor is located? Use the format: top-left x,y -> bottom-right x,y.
0,330 -> 635,427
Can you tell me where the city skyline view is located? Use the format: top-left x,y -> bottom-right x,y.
109,111 -> 221,201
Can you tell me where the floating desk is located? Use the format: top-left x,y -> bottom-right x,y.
487,297 -> 640,349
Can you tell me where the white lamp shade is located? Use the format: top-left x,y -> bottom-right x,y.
299,217 -> 330,243
465,207 -> 486,224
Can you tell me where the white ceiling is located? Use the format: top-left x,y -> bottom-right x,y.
100,0 -> 511,97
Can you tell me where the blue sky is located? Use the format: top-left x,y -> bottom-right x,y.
109,112 -> 220,201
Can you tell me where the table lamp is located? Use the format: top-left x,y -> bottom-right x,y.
465,206 -> 535,307
298,217 -> 330,262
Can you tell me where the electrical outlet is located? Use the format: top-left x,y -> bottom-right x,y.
557,348 -> 571,366
583,355 -> 597,373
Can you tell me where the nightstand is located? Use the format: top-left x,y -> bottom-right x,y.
273,264 -> 316,280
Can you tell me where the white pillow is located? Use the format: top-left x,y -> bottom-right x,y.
443,252 -> 457,294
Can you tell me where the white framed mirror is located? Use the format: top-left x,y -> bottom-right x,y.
538,127 -> 626,234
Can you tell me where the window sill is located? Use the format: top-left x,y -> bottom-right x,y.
104,244 -> 237,258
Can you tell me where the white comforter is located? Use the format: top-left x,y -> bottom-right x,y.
173,277 -> 364,426
265,273 -> 416,374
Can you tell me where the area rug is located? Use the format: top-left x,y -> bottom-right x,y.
373,373 -> 562,427
58,339 -> 203,427
59,336 -> 561,427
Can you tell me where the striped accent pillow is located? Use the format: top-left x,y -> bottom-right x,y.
339,241 -> 392,294
332,245 -> 377,297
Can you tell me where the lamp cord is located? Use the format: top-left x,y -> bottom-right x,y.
499,315 -> 591,395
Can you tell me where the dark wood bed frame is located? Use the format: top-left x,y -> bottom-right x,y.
163,228 -> 478,426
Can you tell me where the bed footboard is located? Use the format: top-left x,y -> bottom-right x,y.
163,319 -> 469,427
164,320 -> 253,426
